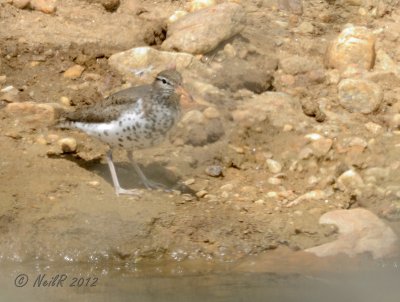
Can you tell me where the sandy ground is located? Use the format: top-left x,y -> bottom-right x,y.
1,0 -> 400,268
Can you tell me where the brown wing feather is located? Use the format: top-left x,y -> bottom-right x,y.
63,84 -> 153,123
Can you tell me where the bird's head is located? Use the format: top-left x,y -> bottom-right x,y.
154,69 -> 193,102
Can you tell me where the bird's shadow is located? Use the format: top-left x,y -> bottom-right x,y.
51,154 -> 196,196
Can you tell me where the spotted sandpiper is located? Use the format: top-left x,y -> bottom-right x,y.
59,69 -> 192,196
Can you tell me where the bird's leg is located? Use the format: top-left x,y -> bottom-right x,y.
127,150 -> 168,191
106,150 -> 141,196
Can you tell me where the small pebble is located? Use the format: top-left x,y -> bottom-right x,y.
35,136 -> 48,145
223,43 -> 237,58
196,190 -> 208,198
63,65 -> 85,79
254,199 -> 265,205
183,178 -> 195,185
203,107 -> 221,119
220,183 -> 234,191
88,181 -> 100,187
266,191 -> 278,199
268,177 -> 282,185
182,194 -> 195,202
205,165 -> 223,177
58,137 -> 77,153
283,124 -> 293,132
364,122 -> 383,135
266,159 -> 282,173
60,96 -> 71,107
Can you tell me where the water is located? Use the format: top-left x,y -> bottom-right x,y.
1,250 -> 399,302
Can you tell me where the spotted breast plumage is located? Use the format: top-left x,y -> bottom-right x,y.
59,69 -> 192,196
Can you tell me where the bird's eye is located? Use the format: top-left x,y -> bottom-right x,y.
162,79 -> 167,84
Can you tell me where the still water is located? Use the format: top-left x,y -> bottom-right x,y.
1,250 -> 399,302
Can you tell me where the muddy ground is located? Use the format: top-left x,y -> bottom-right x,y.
0,0 -> 400,268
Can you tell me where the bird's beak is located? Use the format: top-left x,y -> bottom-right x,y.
175,85 -> 194,102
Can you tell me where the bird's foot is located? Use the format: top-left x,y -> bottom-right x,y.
115,187 -> 142,196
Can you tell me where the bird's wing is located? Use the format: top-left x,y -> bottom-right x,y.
63,85 -> 153,123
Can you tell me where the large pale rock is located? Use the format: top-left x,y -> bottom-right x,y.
30,0 -> 57,14
338,78 -> 382,114
231,92 -> 306,129
306,208 -> 398,259
5,102 -> 63,127
162,3 -> 246,54
325,25 -> 376,73
108,47 -> 197,83
11,0 -> 30,8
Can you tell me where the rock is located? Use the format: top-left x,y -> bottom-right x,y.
268,177 -> 282,185
231,92 -> 306,130
300,98 -> 326,122
310,137 -> 333,157
82,73 -> 101,81
220,183 -> 234,191
266,159 -> 282,173
388,113 -> 400,129
181,110 -> 206,125
336,169 -> 364,193
0,86 -> 20,103
168,10 -> 188,24
205,165 -> 223,177
12,0 -> 30,9
4,102 -> 63,127
187,0 -> 216,12
58,137 -> 77,153
305,208 -> 398,259
338,79 -> 383,114
176,114 -> 224,146
0,75 -> 7,85
278,0 -> 303,15
325,25 -> 376,73
84,0 -> 120,12
285,190 -> 329,207
63,65 -> 85,79
203,107 -> 220,119
346,0 -> 400,17
59,96 -> 71,107
196,190 -> 208,198
108,47 -> 197,83
279,55 -> 321,75
223,43 -> 237,59
296,21 -> 314,34
162,3 -> 246,54
364,122 -> 383,135
212,57 -> 276,93
30,0 -> 57,14
342,136 -> 368,150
